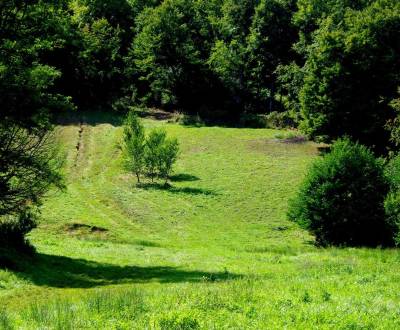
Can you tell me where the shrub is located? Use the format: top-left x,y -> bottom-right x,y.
238,114 -> 267,128
0,208 -> 38,254
288,138 -> 394,247
157,137 -> 179,184
145,129 -> 167,182
178,113 -> 205,127
145,129 -> 180,184
122,110 -> 146,183
265,111 -> 295,129
122,112 -> 180,184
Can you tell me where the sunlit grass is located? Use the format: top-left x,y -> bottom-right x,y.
1,112 -> 400,329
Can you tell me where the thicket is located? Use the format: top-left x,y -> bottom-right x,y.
0,1 -> 67,253
2,0 -> 399,148
122,111 -> 179,184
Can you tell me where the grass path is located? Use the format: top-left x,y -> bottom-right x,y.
1,113 -> 400,329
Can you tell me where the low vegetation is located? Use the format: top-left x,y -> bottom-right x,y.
0,113 -> 399,329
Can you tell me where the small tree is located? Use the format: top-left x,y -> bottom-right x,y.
122,111 -> 146,183
145,129 -> 167,182
158,137 -> 179,184
288,138 -> 394,247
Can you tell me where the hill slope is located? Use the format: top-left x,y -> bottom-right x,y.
1,113 -> 400,329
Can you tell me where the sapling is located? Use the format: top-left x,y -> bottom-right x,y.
122,111 -> 146,183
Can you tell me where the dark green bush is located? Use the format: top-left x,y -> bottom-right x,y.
238,114 -> 267,128
178,113 -> 205,127
265,111 -> 295,129
288,138 -> 394,247
0,208 -> 37,255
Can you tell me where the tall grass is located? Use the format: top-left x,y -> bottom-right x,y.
0,308 -> 13,330
13,288 -> 145,329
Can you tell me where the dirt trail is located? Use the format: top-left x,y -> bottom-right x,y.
74,121 -> 84,167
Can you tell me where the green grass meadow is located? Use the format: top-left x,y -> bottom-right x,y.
1,113 -> 400,329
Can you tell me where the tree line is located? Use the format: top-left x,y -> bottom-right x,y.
3,0 -> 400,148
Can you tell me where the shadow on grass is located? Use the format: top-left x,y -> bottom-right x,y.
136,108 -> 175,121
139,183 -> 217,196
15,253 -> 238,288
169,173 -> 200,182
133,240 -> 163,248
55,111 -> 124,127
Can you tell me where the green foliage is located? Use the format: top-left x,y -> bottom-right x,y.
384,154 -> 400,244
123,110 -> 146,183
276,62 -> 304,118
386,88 -> 400,150
296,0 -> 400,150
7,0 -> 400,150
0,127 -> 65,217
128,0 -> 297,117
78,18 -> 122,107
123,113 -> 180,183
129,0 -> 218,111
238,113 -> 267,128
0,0 -> 68,251
157,137 -> 180,183
0,209 -> 38,253
144,127 -> 179,184
244,0 -> 297,111
265,111 -> 296,129
158,312 -> 200,330
145,129 -> 167,182
288,138 -> 393,246
208,0 -> 297,114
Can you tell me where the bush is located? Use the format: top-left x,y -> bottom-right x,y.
0,208 -> 38,254
178,113 -> 205,127
288,138 -> 394,247
158,137 -> 179,184
145,129 -> 167,182
144,129 -> 180,184
265,111 -> 296,129
122,112 -> 180,184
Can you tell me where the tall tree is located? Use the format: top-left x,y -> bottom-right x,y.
298,0 -> 400,150
0,0 -> 69,248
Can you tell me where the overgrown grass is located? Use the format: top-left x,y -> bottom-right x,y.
1,112 -> 400,329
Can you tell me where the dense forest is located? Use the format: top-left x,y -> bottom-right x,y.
2,0 -> 400,143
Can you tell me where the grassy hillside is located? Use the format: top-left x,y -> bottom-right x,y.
1,112 -> 400,329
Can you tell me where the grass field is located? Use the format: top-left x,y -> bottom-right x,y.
1,112 -> 400,329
